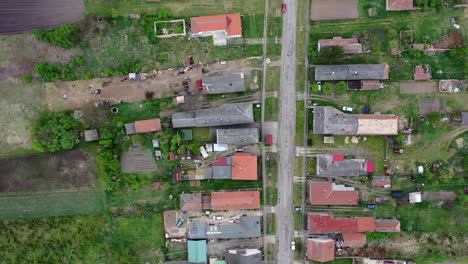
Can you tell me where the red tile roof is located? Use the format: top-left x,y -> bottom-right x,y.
307,238 -> 335,262
212,156 -> 228,166
386,0 -> 414,10
375,219 -> 401,232
231,153 -> 257,180
342,233 -> 366,247
308,214 -> 376,233
372,180 -> 391,186
265,135 -> 273,145
367,161 -> 374,173
413,66 -> 431,80
210,191 -> 260,210
309,183 -> 359,205
333,154 -> 344,162
169,152 -> 175,161
134,118 -> 162,133
190,14 -> 242,37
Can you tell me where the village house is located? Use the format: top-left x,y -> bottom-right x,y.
318,37 -> 363,54
313,106 -> 399,135
172,102 -> 254,128
210,190 -> 260,210
190,13 -> 242,46
372,176 -> 391,187
308,214 -> 376,233
188,240 -> 207,263
125,118 -> 162,135
342,233 -> 367,247
225,248 -> 262,264
315,64 -> 389,81
201,73 -> 245,94
309,182 -> 359,205
216,128 -> 259,144
413,65 -> 432,80
188,215 -> 261,239
316,154 -> 373,177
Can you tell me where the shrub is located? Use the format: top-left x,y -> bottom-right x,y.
335,81 -> 347,95
31,111 -> 81,152
22,75 -> 32,83
73,56 -> 86,65
311,83 -> 320,93
319,46 -> 344,63
406,48 -> 425,58
34,63 -> 63,81
387,29 -> 398,39
449,45 -> 468,58
33,24 -> 79,48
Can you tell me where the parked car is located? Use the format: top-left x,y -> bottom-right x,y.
291,241 -> 296,250
281,4 -> 287,13
234,148 -> 244,152
213,216 -> 224,220
342,106 -> 353,112
367,203 -> 376,209
294,207 -> 303,212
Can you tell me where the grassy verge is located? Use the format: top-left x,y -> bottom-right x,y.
265,186 -> 278,206
307,158 -> 317,175
265,97 -> 279,121
266,243 -> 276,261
265,66 -> 281,92
293,182 -> 303,205
293,212 -> 303,231
266,153 -> 278,185
266,213 -> 276,235
296,100 -> 305,145
294,237 -> 302,260
294,157 -> 303,177
253,102 -> 262,121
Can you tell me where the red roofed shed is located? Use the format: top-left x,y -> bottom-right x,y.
342,233 -> 366,247
212,156 -> 228,166
190,14 -> 242,37
134,118 -> 162,133
333,154 -> 344,162
211,191 -> 260,210
265,135 -> 273,145
367,161 -> 374,173
169,152 -> 175,161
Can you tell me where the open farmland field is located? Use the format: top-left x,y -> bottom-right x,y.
310,0 -> 358,21
0,79 -> 45,156
0,0 -> 83,35
0,149 -> 97,193
0,213 -> 165,263
0,191 -> 105,220
85,0 -> 265,17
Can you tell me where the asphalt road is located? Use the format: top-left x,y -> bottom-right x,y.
277,0 -> 298,263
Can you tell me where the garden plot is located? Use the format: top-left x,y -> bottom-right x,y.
399,81 -> 437,94
121,144 -> 158,173
310,0 -> 358,21
45,59 -> 258,110
0,149 -> 96,193
154,19 -> 186,38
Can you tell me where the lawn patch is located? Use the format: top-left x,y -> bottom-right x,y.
265,186 -> 278,206
266,213 -> 276,235
265,66 -> 281,92
293,182 -> 303,205
242,14 -> 265,38
293,212 -> 303,231
296,100 -> 305,145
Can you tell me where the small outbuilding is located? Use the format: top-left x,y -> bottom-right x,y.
409,192 -> 422,203
188,240 -> 207,263
413,65 -> 431,80
84,129 -> 99,142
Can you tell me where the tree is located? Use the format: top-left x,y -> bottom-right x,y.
322,82 -> 334,94
449,45 -> 468,58
33,24 -> 79,48
187,142 -> 201,155
31,111 -> 81,152
406,48 -> 424,58
387,29 -> 398,39
335,81 -> 348,95
439,167 -> 454,183
170,134 -> 182,152
319,46 -> 344,63
311,83 -> 320,93
34,63 -> 63,81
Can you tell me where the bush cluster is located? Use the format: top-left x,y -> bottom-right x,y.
33,24 -> 79,48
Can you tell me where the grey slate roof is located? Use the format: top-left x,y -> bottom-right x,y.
188,221 -> 208,239
125,123 -> 136,135
461,112 -> 468,125
313,106 -> 358,135
317,154 -> 367,177
216,128 -> 259,144
84,129 -> 99,141
180,193 -> 202,211
172,102 -> 254,128
213,166 -> 232,179
188,216 -> 261,240
225,249 -> 262,264
203,74 -> 246,94
315,64 -> 387,81
372,176 -> 391,182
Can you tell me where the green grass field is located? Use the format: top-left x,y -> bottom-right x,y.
296,100 -> 305,145
265,186 -> 278,206
85,0 -> 265,17
0,191 -> 105,220
265,97 -> 279,121
266,213 -> 276,235
242,14 -> 265,38
293,182 -> 303,205
293,212 -> 303,231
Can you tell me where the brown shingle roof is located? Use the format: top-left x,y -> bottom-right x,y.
361,80 -> 381,90
180,193 -> 202,211
413,65 -> 432,80
386,0 -> 414,10
309,183 -> 359,205
318,37 -> 362,54
134,118 -> 162,133
375,219 -> 401,232
210,191 -> 260,210
307,238 -> 335,262
342,233 -> 366,247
